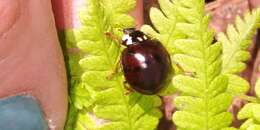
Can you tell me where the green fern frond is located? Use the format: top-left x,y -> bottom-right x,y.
238,77 -> 260,130
141,0 -> 184,53
140,0 -> 187,95
58,29 -> 88,130
167,0 -> 233,129
75,0 -> 162,129
219,9 -> 260,74
218,9 -> 260,96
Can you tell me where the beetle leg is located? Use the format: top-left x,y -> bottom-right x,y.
123,81 -> 134,95
105,31 -> 124,80
106,58 -> 121,80
172,60 -> 185,73
173,61 -> 196,77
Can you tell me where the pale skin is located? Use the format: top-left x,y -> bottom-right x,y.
0,0 -> 143,129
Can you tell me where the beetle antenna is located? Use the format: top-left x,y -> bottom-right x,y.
105,32 -> 122,44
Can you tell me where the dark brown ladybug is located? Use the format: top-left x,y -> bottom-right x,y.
121,28 -> 173,95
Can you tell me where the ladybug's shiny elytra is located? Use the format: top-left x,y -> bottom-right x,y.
121,28 -> 173,95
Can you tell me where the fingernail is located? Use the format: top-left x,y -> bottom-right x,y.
0,95 -> 48,130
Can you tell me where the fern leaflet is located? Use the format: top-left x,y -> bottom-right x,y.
168,0 -> 233,129
238,77 -> 260,130
218,9 -> 260,95
219,9 -> 260,74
